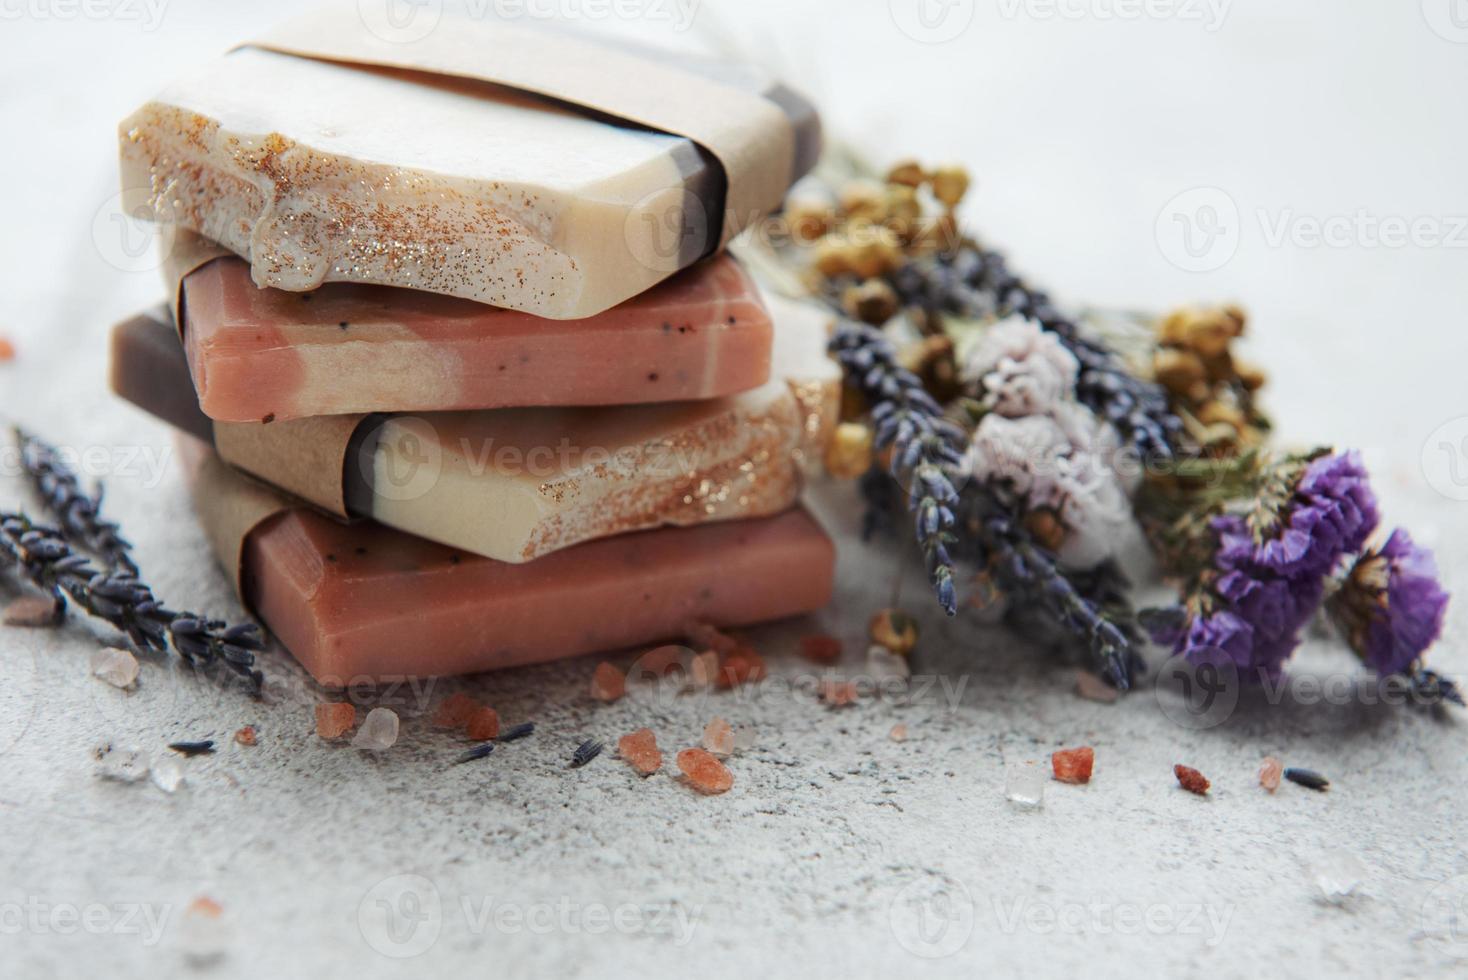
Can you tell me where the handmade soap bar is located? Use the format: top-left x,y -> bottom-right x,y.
178,238 -> 774,421
181,439 -> 836,683
110,298 -> 839,561
120,39 -> 815,319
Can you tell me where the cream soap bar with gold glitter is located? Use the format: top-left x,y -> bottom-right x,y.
359,292 -> 838,561
119,45 -> 815,319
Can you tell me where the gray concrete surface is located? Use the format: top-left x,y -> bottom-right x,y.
2,2 -> 1467,977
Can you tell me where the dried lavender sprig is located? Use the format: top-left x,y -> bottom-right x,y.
956,488 -> 1135,690
14,427 -> 137,575
889,246 -> 1184,459
0,514 -> 264,691
1407,668 -> 1463,708
830,321 -> 965,614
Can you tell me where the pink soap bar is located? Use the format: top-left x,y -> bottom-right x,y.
183,251 -> 774,422
244,506 -> 834,683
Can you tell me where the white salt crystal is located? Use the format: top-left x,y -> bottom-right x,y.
94,743 -> 150,783
90,647 -> 140,689
1004,760 -> 1045,809
1312,852 -> 1367,905
151,755 -> 185,794
352,708 -> 400,751
867,644 -> 911,682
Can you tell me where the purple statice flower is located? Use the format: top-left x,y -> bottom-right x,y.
1163,451 -> 1382,680
1332,529 -> 1450,677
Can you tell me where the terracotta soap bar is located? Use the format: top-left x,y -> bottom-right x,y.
119,35 -> 816,319
181,438 -> 836,683
111,298 -> 839,562
177,236 -> 774,422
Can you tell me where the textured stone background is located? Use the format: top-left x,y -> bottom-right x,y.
2,2 -> 1467,977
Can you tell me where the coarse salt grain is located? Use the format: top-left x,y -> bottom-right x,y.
90,647 -> 140,689
819,680 -> 859,707
889,723 -> 908,742
315,703 -> 357,739
1051,746 -> 1095,784
1074,671 -> 1119,704
618,728 -> 661,776
432,692 -> 479,728
3,596 -> 59,628
234,726 -> 257,746
799,634 -> 842,664
1175,764 -> 1210,795
702,717 -> 734,757
590,661 -> 626,702
352,707 -> 399,750
676,748 -> 733,794
1259,756 -> 1283,792
718,648 -> 767,689
466,707 -> 500,741
688,650 -> 720,689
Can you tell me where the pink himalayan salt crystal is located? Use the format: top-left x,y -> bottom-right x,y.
1051,746 -> 1095,784
3,595 -> 60,627
1259,756 -> 1283,792
315,703 -> 357,739
702,717 -> 734,757
819,680 -> 860,707
466,707 -> 500,741
234,726 -> 257,747
591,661 -> 626,702
688,650 -> 721,689
799,634 -> 842,664
1074,670 -> 1119,704
618,728 -> 662,776
433,692 -> 480,728
686,621 -> 739,655
677,748 -> 733,795
90,647 -> 140,688
717,648 -> 767,689
889,723 -> 908,742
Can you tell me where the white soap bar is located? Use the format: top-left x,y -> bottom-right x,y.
120,47 -> 721,319
360,292 -> 838,561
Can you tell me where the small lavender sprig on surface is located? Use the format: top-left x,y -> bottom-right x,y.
829,321 -> 965,614
15,427 -> 137,575
890,246 -> 1184,459
956,487 -> 1136,689
0,514 -> 264,691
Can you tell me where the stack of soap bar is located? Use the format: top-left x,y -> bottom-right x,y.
177,232 -> 776,421
121,42 -> 817,318
111,300 -> 838,562
114,14 -> 833,678
180,437 -> 835,683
